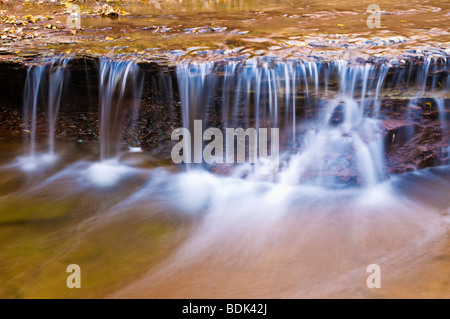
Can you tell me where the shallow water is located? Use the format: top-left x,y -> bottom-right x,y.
0,0 -> 449,299
111,166 -> 450,298
0,137 -> 449,298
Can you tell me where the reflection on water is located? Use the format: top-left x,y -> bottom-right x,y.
7,0 -> 449,57
0,138 -> 449,298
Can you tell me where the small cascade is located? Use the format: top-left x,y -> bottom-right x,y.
69,59 -> 145,188
98,59 -> 143,161
435,98 -> 447,132
48,59 -> 70,156
279,60 -> 388,187
21,58 -> 70,170
15,56 -> 449,183
176,57 -> 449,187
23,64 -> 46,159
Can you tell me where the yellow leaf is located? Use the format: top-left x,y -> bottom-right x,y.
337,24 -> 344,27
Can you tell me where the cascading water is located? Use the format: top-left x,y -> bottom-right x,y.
23,64 -> 45,160
98,59 -> 143,161
108,58 -> 448,298
435,98 -> 447,133
78,59 -> 145,187
20,58 -> 70,171
17,59 -> 145,185
48,59 -> 70,156
434,98 -> 450,159
176,59 -> 396,187
2,56 -> 449,298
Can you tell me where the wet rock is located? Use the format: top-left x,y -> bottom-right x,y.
386,122 -> 448,173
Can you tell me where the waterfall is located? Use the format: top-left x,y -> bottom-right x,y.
17,56 -> 448,180
23,64 -> 46,159
98,59 -> 143,161
434,98 -> 449,159
175,58 -> 450,187
48,59 -> 70,155
21,58 -> 70,170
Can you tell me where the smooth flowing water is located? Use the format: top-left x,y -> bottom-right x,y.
99,59 -> 143,161
176,58 -> 448,186
0,55 -> 449,298
19,58 -> 70,171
